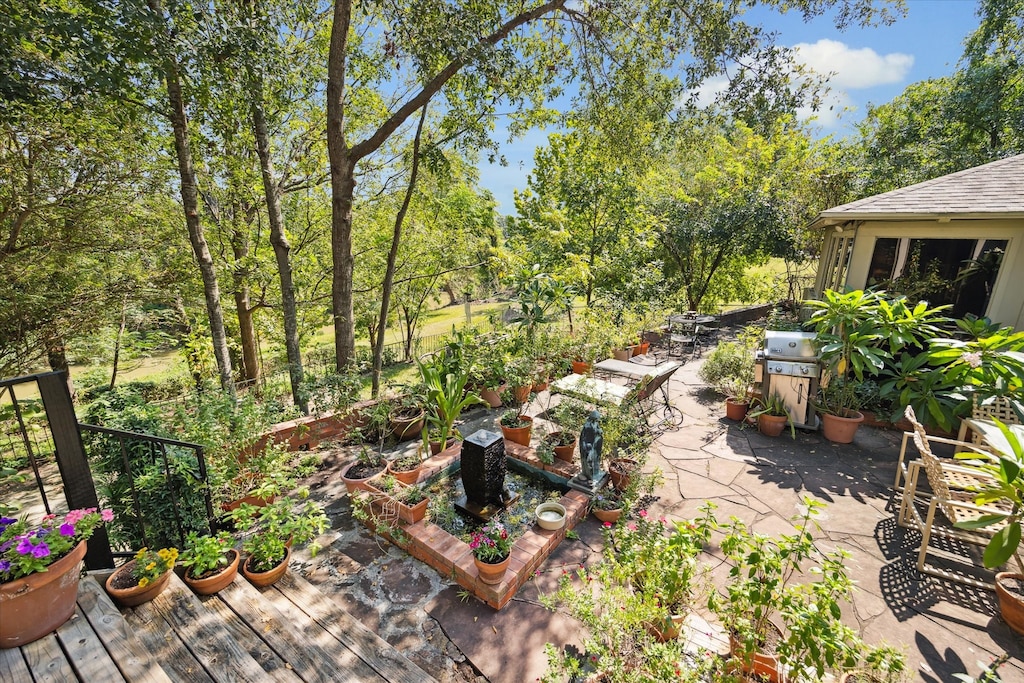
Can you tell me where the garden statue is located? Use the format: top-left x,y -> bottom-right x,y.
456,429 -> 518,521
568,410 -> 608,495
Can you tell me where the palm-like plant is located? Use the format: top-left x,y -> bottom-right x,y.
418,359 -> 485,450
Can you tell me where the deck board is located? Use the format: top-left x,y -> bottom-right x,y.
76,577 -> 172,683
0,646 -> 32,683
56,606 -> 127,682
148,573 -> 272,683
124,599 -> 215,683
12,566 -> 432,683
273,572 -> 436,683
242,576 -> 385,683
22,633 -> 77,683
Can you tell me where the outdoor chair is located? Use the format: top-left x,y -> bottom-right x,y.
955,395 -> 1023,452
664,315 -> 701,359
897,406 -> 1024,590
550,362 -> 683,434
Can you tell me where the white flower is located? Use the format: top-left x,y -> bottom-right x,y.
961,351 -> 983,368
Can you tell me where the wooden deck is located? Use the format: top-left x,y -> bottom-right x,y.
0,570 -> 436,683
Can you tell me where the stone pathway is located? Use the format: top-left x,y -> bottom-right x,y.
296,350 -> 1024,683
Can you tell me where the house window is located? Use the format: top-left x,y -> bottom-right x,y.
819,231 -> 855,293
867,237 -> 1007,317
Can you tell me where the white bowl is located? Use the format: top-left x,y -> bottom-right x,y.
535,502 -> 567,530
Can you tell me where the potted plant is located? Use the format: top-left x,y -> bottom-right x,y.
749,392 -> 795,438
551,397 -> 589,460
541,430 -> 576,463
469,521 -> 513,585
591,491 -> 624,524
0,507 -> 113,647
231,492 -> 327,588
368,474 -> 429,524
341,445 -> 387,493
388,391 -> 426,442
387,451 -> 424,485
807,289 -> 947,443
712,498 -> 866,682
698,330 -> 759,421
180,531 -> 240,595
419,358 -> 485,454
616,504 -> 714,641
500,408 -> 534,447
105,546 -> 179,607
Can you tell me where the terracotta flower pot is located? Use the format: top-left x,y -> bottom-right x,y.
633,342 -> 650,356
341,461 -> 384,494
820,410 -> 865,444
996,572 -> 1024,636
390,409 -> 425,441
729,626 -> 784,683
387,458 -> 422,485
184,549 -> 240,596
501,415 -> 533,446
609,457 -> 639,491
474,554 -> 510,585
612,348 -> 632,361
571,361 -> 592,375
592,506 -> 622,524
480,387 -> 503,408
649,613 -> 685,642
0,540 -> 86,648
513,385 -> 532,403
220,493 -> 275,513
105,561 -> 173,608
242,547 -> 291,588
725,397 -> 749,421
430,437 -> 457,456
757,413 -> 788,438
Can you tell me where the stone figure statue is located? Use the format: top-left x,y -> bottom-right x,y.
578,410 -> 603,485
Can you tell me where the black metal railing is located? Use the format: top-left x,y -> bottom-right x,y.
78,423 -> 214,559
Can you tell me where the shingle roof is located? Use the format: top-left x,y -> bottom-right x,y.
813,154 -> 1024,226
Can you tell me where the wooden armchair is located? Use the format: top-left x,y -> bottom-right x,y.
897,406 -> 1024,589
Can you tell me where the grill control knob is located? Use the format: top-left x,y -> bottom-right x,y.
800,366 -> 809,375
788,341 -> 797,348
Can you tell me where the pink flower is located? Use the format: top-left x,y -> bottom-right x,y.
603,521 -> 612,528
627,522 -> 637,531
961,351 -> 983,368
639,509 -> 647,518
101,509 -> 114,522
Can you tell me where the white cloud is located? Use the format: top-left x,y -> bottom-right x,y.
791,39 -> 913,90
796,89 -> 854,130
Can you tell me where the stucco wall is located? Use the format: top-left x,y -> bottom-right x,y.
816,217 -> 1024,330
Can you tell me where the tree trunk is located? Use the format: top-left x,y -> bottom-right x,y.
109,299 -> 127,391
149,0 -> 235,397
231,238 -> 260,387
372,106 -> 427,397
252,96 -> 308,414
327,0 -> 356,371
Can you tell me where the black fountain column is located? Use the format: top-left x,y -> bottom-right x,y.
455,429 -> 519,521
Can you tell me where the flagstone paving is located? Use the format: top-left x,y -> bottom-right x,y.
297,348 -> 1024,682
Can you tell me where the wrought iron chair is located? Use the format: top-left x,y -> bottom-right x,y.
897,406 -> 1024,589
665,315 -> 701,359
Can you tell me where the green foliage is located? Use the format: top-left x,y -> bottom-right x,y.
698,337 -> 757,397
129,546 -> 178,588
418,356 -> 485,447
179,531 -> 236,579
954,421 -> 1024,568
230,491 -> 327,573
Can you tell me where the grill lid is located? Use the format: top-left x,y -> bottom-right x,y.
764,331 -> 817,360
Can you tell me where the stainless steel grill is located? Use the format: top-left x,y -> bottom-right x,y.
762,331 -> 820,430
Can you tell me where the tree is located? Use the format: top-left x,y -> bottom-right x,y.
324,0 -> 898,369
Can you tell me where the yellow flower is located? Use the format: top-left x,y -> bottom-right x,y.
157,549 -> 168,560
138,577 -> 149,588
146,562 -> 156,571
135,547 -> 147,560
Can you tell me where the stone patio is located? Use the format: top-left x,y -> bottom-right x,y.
295,347 -> 1024,683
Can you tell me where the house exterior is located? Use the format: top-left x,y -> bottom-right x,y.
810,154 -> 1024,329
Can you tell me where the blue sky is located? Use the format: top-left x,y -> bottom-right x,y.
479,0 -> 982,214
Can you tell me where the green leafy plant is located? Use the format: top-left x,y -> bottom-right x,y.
418,358 -> 485,448
179,531 -> 236,579
712,498 -> 872,680
954,420 -> 1024,568
230,491 -> 327,573
748,392 -> 795,438
698,339 -> 756,398
552,397 -> 590,436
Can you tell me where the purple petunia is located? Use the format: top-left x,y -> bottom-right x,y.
0,516 -> 15,528
31,542 -> 50,559
16,537 -> 34,555
59,523 -> 75,537
0,559 -> 10,572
